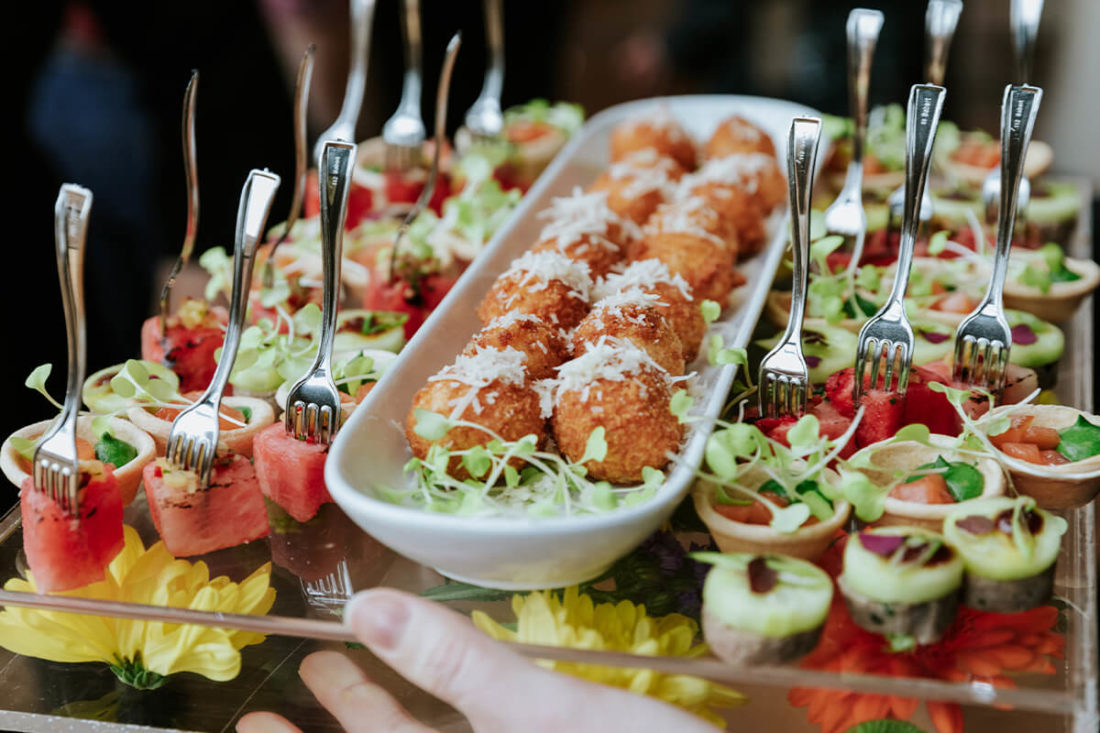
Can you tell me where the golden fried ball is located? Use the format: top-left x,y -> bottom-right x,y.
643,196 -> 735,254
677,179 -> 765,256
551,356 -> 683,484
631,230 -> 743,305
705,115 -> 777,159
405,378 -> 546,480
465,314 -> 569,380
610,113 -> 697,171
476,251 -> 593,329
530,233 -> 626,279
572,297 -> 685,376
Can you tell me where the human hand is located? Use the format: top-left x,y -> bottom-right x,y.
236,587 -> 714,732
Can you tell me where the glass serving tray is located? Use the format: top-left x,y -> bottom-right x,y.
0,156 -> 1094,733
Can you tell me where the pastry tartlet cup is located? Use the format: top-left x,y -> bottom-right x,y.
985,404 -> 1100,509
1,415 -> 155,506
692,469 -> 850,562
852,435 -> 1006,531
1003,257 -> 1100,324
127,395 -> 275,459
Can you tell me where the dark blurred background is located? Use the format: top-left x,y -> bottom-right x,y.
7,0 -> 1099,443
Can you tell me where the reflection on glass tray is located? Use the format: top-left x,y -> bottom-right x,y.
0,182 -> 1096,733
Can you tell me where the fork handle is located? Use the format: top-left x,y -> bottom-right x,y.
845,9 -> 884,178
316,0 -> 376,163
986,84 -> 1042,305
314,141 -> 358,367
924,0 -> 962,85
53,185 -> 93,439
398,0 -> 423,115
479,0 -> 504,108
159,70 -> 200,337
782,117 -> 822,344
888,84 -> 946,306
200,170 -> 281,408
1011,0 -> 1044,84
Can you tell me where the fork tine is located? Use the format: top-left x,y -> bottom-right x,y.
868,339 -> 885,392
882,342 -> 897,393
896,343 -> 912,394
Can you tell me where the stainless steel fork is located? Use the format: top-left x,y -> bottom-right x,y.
980,0 -> 1043,226
757,117 -> 822,418
382,0 -> 426,172
823,8 -> 884,274
284,141 -> 357,444
855,84 -> 946,402
314,0 -> 376,165
953,84 -> 1042,394
263,46 -> 316,290
166,170 -> 281,486
886,0 -> 961,230
33,185 -> 93,515
157,71 -> 199,339
389,33 -> 462,282
464,0 -> 504,141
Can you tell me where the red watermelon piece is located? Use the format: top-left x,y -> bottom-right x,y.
824,368 -> 857,419
855,389 -> 905,448
142,455 -> 268,557
20,464 -> 124,592
812,400 -> 857,458
253,423 -> 331,522
141,304 -> 228,393
305,170 -> 375,230
363,271 -> 458,340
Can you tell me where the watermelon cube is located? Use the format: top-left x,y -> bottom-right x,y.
142,455 -> 268,557
20,464 -> 124,592
253,423 -> 331,522
855,389 -> 905,448
140,305 -> 227,393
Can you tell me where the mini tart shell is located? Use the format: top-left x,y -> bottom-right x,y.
127,396 -> 275,459
1,415 -> 155,506
701,605 -> 823,666
1002,256 -> 1100,323
944,140 -> 1053,187
985,404 -> 1100,509
854,435 -> 1006,531
692,469 -> 851,562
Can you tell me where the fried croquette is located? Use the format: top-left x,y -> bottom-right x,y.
676,154 -> 785,255
631,228 -> 743,305
571,290 -> 685,376
465,313 -> 569,379
705,115 -> 777,159
406,347 -> 547,479
643,196 -> 732,253
596,259 -> 706,363
610,108 -> 697,171
531,189 -> 639,277
551,339 -> 684,484
588,153 -> 681,225
476,250 -> 593,329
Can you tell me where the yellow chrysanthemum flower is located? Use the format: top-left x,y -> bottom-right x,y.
472,586 -> 746,728
0,526 -> 275,688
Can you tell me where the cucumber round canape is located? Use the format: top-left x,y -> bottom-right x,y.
839,526 -> 964,645
1025,181 -> 1081,245
756,323 -> 859,385
83,360 -> 180,414
943,496 -> 1067,613
334,309 -> 408,354
1004,310 -> 1064,389
696,552 -> 833,665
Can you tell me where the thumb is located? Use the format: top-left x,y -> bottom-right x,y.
343,588 -> 553,723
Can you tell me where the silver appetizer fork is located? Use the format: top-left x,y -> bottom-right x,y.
314,0 -> 376,165
284,141 -> 357,444
166,170 -> 281,486
388,33 -> 462,282
464,0 -> 504,141
757,117 -> 822,418
823,8 -> 884,275
980,0 -> 1043,226
382,0 -> 426,172
886,0 -> 961,230
953,84 -> 1042,394
33,185 -> 93,515
855,84 -> 946,402
157,70 -> 199,339
263,45 -> 317,290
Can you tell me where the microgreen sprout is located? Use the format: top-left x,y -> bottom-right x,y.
394,411 -> 660,517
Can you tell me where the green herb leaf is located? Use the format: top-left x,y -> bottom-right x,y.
769,501 -> 812,532
10,436 -> 38,462
1056,415 -> 1100,462
413,409 -> 452,441
836,468 -> 887,521
25,364 -> 63,410
785,415 -> 821,455
95,433 -> 139,468
700,299 -> 721,324
928,230 -> 949,255
910,456 -> 984,502
669,389 -> 694,423
580,427 -> 608,464
705,424 -> 762,479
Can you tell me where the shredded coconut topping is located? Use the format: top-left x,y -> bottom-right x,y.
554,336 -> 669,403
719,116 -> 764,142
536,188 -> 642,246
533,378 -> 556,419
499,250 -> 593,300
596,259 -> 693,301
603,157 -> 678,199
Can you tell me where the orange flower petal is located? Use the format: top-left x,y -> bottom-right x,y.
927,700 -> 964,733
955,652 -> 1003,677
890,695 -> 919,720
984,645 -> 1037,670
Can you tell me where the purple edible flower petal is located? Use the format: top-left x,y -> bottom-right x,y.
805,356 -> 822,367
747,556 -> 778,594
956,515 -> 996,535
1011,323 -> 1038,345
858,532 -> 905,557
918,329 -> 950,344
